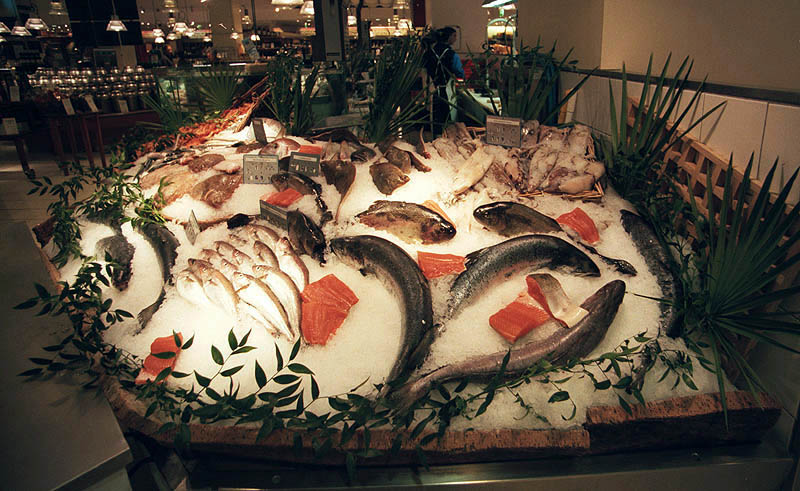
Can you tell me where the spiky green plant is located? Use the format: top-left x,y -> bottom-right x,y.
361,35 -> 427,143
141,84 -> 195,135
599,54 -> 724,206
261,57 -> 319,136
194,68 -> 244,115
682,156 -> 800,422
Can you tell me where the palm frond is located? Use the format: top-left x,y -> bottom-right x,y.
195,68 -> 245,114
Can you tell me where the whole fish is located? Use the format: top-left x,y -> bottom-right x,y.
384,146 -> 412,174
234,142 -> 264,154
271,172 -> 333,225
95,233 -> 135,290
230,247 -> 255,271
189,259 -> 239,316
246,224 -> 280,249
445,235 -> 600,321
253,240 -> 279,268
369,162 -> 410,195
276,237 -> 309,291
357,200 -> 456,244
214,240 -> 238,259
287,210 -> 326,263
621,210 -> 681,337
320,159 -> 356,220
187,153 -> 225,173
190,173 -> 242,208
232,272 -> 294,340
260,137 -> 300,159
312,128 -> 362,146
351,145 -> 377,163
136,223 -> 180,333
175,269 -> 210,306
253,266 -> 302,340
218,258 -> 239,278
452,145 -> 495,195
473,201 -> 561,236
577,242 -> 638,276
198,248 -> 223,266
330,235 -> 435,385
391,280 -> 626,409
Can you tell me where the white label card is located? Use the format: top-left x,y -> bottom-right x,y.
485,115 -> 522,147
9,86 -> 20,102
259,200 -> 288,229
2,118 -> 18,135
118,99 -> 129,113
243,154 -> 280,184
184,210 -> 201,244
62,98 -> 75,115
288,152 -> 321,177
84,95 -> 99,112
252,118 -> 268,143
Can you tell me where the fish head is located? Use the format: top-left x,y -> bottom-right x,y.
231,271 -> 254,290
473,202 -> 511,229
330,237 -> 367,269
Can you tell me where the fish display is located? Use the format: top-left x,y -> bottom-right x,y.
139,163 -> 187,190
445,235 -> 600,321
95,233 -> 135,290
287,210 -> 327,263
232,272 -> 295,340
369,162 -> 410,195
255,266 -> 302,339
189,258 -> 239,316
260,137 -> 300,159
234,142 -> 264,154
136,223 -> 180,332
320,159 -> 356,220
621,210 -> 682,337
187,153 -> 225,173
391,280 -> 625,408
276,237 -> 309,291
384,146 -> 412,174
270,172 -> 333,224
350,145 -> 377,163
175,269 -> 210,306
190,173 -> 243,208
357,200 -> 457,244
300,274 -> 359,345
473,201 -> 561,236
330,235 -> 435,384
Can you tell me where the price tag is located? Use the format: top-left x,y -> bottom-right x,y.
9,86 -> 20,102
252,118 -> 272,143
260,200 -> 288,229
117,99 -> 129,113
2,118 -> 18,135
84,95 -> 99,113
243,154 -> 280,184
485,115 -> 522,147
184,210 -> 201,244
289,152 -> 321,177
62,98 -> 75,115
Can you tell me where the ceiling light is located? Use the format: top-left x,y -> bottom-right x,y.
11,25 -> 32,36
347,15 -> 356,26
481,0 -> 516,7
106,15 -> 127,32
271,0 -> 303,5
185,27 -> 196,37
154,35 -> 165,43
173,21 -> 188,33
0,23 -> 10,34
163,0 -> 177,8
152,28 -> 164,37
250,33 -> 260,41
230,31 -> 241,39
300,1 -> 314,15
25,17 -> 48,31
392,0 -> 409,9
203,35 -> 211,42
241,9 -> 252,27
166,32 -> 177,40
49,1 -> 68,16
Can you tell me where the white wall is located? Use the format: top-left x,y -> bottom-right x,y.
427,0 -> 494,55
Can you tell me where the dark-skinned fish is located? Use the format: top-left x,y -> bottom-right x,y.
321,159 -> 356,220
270,171 -> 333,225
391,280 -> 626,409
357,200 -> 456,244
136,223 -> 180,333
95,233 -> 135,290
330,235 -> 435,385
369,162 -> 409,195
287,210 -> 326,263
445,234 -> 600,321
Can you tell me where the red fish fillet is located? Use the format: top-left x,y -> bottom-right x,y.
301,274 -> 359,311
136,333 -> 183,385
417,251 -> 466,279
489,298 -> 551,343
556,207 -> 600,244
296,145 -> 323,155
263,188 -> 304,207
301,275 -> 359,345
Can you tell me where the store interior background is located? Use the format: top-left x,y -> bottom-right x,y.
0,0 -> 798,485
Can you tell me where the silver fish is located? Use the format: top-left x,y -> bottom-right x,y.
175,269 -> 210,306
218,258 -> 238,278
231,247 -> 254,271
253,240 -> 279,268
330,235 -> 434,385
232,272 -> 294,340
276,238 -> 309,292
189,259 -> 239,316
392,280 -> 626,409
198,248 -> 223,266
247,224 -> 280,250
253,266 -> 302,340
445,235 -> 601,322
214,240 -> 238,259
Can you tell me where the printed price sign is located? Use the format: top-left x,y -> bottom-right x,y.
117,99 -> 129,113
184,210 -> 201,244
84,95 -> 99,113
9,86 -> 20,102
289,152 -> 321,177
62,98 -> 75,115
260,200 -> 288,229
2,118 -> 18,136
485,115 -> 522,147
243,154 -> 280,184
252,118 -> 269,143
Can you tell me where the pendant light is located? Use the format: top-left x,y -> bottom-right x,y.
250,33 -> 260,41
107,15 -> 128,32
300,1 -> 314,15
25,17 -> 48,31
185,27 -> 196,37
271,0 -> 303,6
202,34 -> 211,42
166,32 -> 178,40
49,1 -> 68,16
152,28 -> 164,37
163,0 -> 177,8
173,21 -> 188,33
481,0 -> 516,7
392,0 -> 409,9
241,8 -> 252,28
230,31 -> 241,40
155,35 -> 165,43
347,15 -> 356,26
11,24 -> 32,36
0,23 -> 10,34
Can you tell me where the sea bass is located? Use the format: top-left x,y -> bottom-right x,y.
330,235 -> 435,385
620,210 -> 682,337
175,269 -> 210,306
252,266 -> 302,340
356,200 -> 456,244
287,210 -> 327,263
473,201 -> 561,236
445,235 -> 600,321
276,238 -> 309,291
253,240 -> 279,268
232,272 -> 294,340
391,280 -> 626,409
95,233 -> 135,290
136,223 -> 180,333
188,259 -> 239,316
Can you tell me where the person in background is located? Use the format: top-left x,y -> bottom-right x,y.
425,26 -> 464,136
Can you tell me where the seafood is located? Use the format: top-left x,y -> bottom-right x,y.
190,173 -> 243,208
160,170 -> 204,204
213,159 -> 243,174
214,240 -> 238,258
416,128 -> 432,159
135,333 -> 183,385
330,235 -> 435,384
253,240 -> 279,268
218,258 -> 238,278
391,280 -> 626,408
357,201 -> 457,244
271,172 -> 332,225
621,210 -> 682,337
198,248 -> 223,265
473,201 -> 561,236
232,272 -> 294,340
489,291 -> 551,343
526,273 -> 588,328
431,137 -> 460,162
136,223 -> 180,332
139,163 -> 186,190
234,142 -> 264,154
95,233 -> 135,290
226,213 -> 251,229
247,224 -> 280,249
276,238 -> 309,291
350,145 -> 377,163
300,274 -> 359,345
175,269 -> 210,306
384,146 -> 412,174
452,145 -> 495,195
445,235 -> 600,321
188,259 -> 239,316
369,162 -> 409,195
577,243 -> 638,276
254,266 -> 302,338
320,159 -> 356,220
312,128 -> 362,145
260,137 -> 300,159
557,208 -> 600,245
187,153 -> 225,173
416,251 -> 466,279
287,210 -> 327,263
